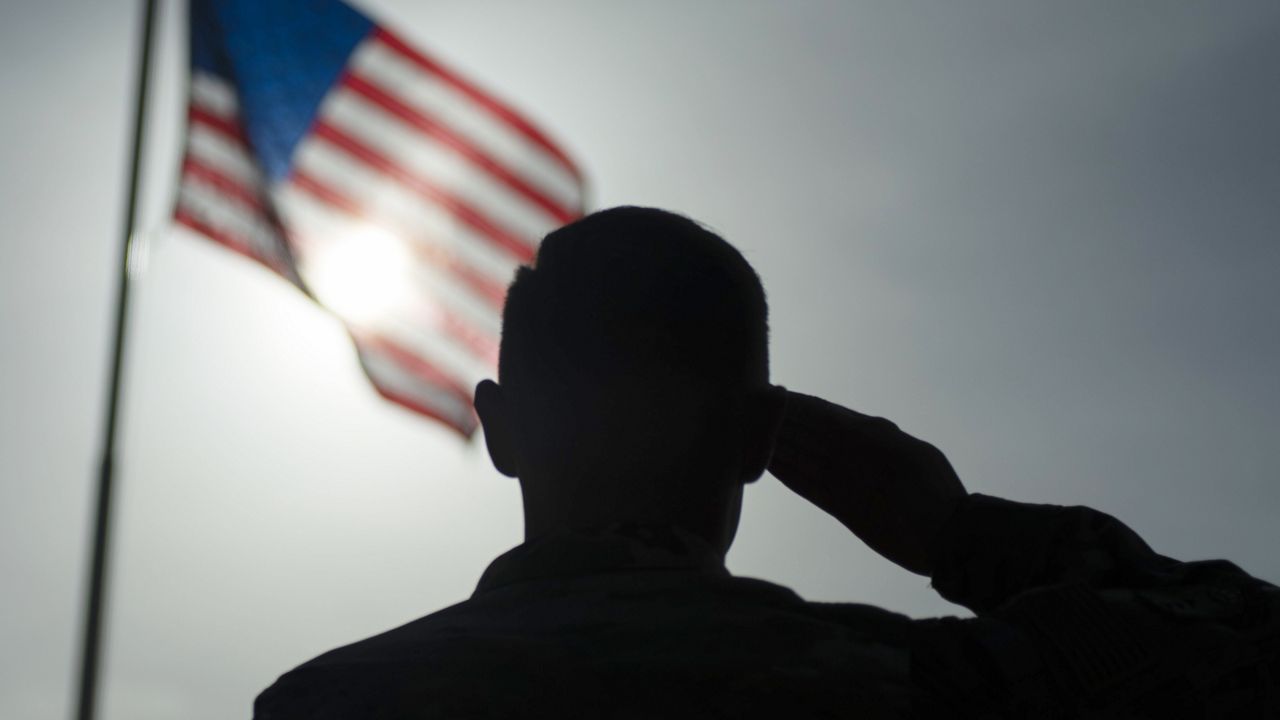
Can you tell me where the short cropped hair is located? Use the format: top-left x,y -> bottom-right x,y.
499,207 -> 768,405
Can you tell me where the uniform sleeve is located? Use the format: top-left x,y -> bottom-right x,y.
912,494 -> 1280,717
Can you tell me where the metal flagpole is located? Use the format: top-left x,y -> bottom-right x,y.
75,0 -> 160,719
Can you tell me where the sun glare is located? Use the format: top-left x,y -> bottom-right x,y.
302,223 -> 417,328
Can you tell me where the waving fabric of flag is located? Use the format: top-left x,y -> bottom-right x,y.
175,0 -> 587,437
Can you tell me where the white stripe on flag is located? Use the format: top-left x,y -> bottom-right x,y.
322,88 -> 562,240
278,185 -> 503,333
176,180 -> 283,262
356,342 -> 477,432
377,313 -> 491,389
190,71 -> 239,119
287,138 -> 524,281
351,37 -> 583,210
186,125 -> 263,188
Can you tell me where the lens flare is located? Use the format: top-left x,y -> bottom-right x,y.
302,223 -> 416,328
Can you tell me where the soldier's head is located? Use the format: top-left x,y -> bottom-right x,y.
475,206 -> 784,552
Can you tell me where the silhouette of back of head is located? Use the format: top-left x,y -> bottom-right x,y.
476,206 -> 781,548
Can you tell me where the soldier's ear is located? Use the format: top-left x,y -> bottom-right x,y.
739,385 -> 787,484
475,379 -> 518,478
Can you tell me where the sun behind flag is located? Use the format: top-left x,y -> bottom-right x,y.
175,0 -> 587,437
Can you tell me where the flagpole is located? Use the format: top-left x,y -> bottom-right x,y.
75,1 -> 159,719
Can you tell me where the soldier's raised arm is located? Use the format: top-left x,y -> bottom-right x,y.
768,390 -> 1280,717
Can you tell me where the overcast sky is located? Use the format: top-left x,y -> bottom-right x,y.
2,1 -> 1278,718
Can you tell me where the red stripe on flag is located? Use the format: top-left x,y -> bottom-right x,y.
437,259 -> 507,312
189,106 -> 248,145
343,72 -> 576,224
175,207 -> 287,276
430,302 -> 500,365
372,27 -> 584,186
354,333 -> 478,408
389,294 -> 498,367
311,120 -> 536,263
429,255 -> 507,312
367,382 -> 477,437
289,169 -> 361,214
182,156 -> 266,214
289,171 -> 509,310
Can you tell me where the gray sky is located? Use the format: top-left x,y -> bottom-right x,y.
2,1 -> 1278,718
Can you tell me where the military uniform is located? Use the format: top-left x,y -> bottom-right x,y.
917,492 -> 1280,717
255,494 -> 1279,718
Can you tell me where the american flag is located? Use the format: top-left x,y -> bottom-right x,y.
175,0 -> 586,437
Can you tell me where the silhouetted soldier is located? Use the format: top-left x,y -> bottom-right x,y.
255,207 -> 1279,718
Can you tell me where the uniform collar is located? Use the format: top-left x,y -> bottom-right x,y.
473,523 -> 728,596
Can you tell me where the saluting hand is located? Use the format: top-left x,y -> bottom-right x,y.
767,390 -> 969,577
